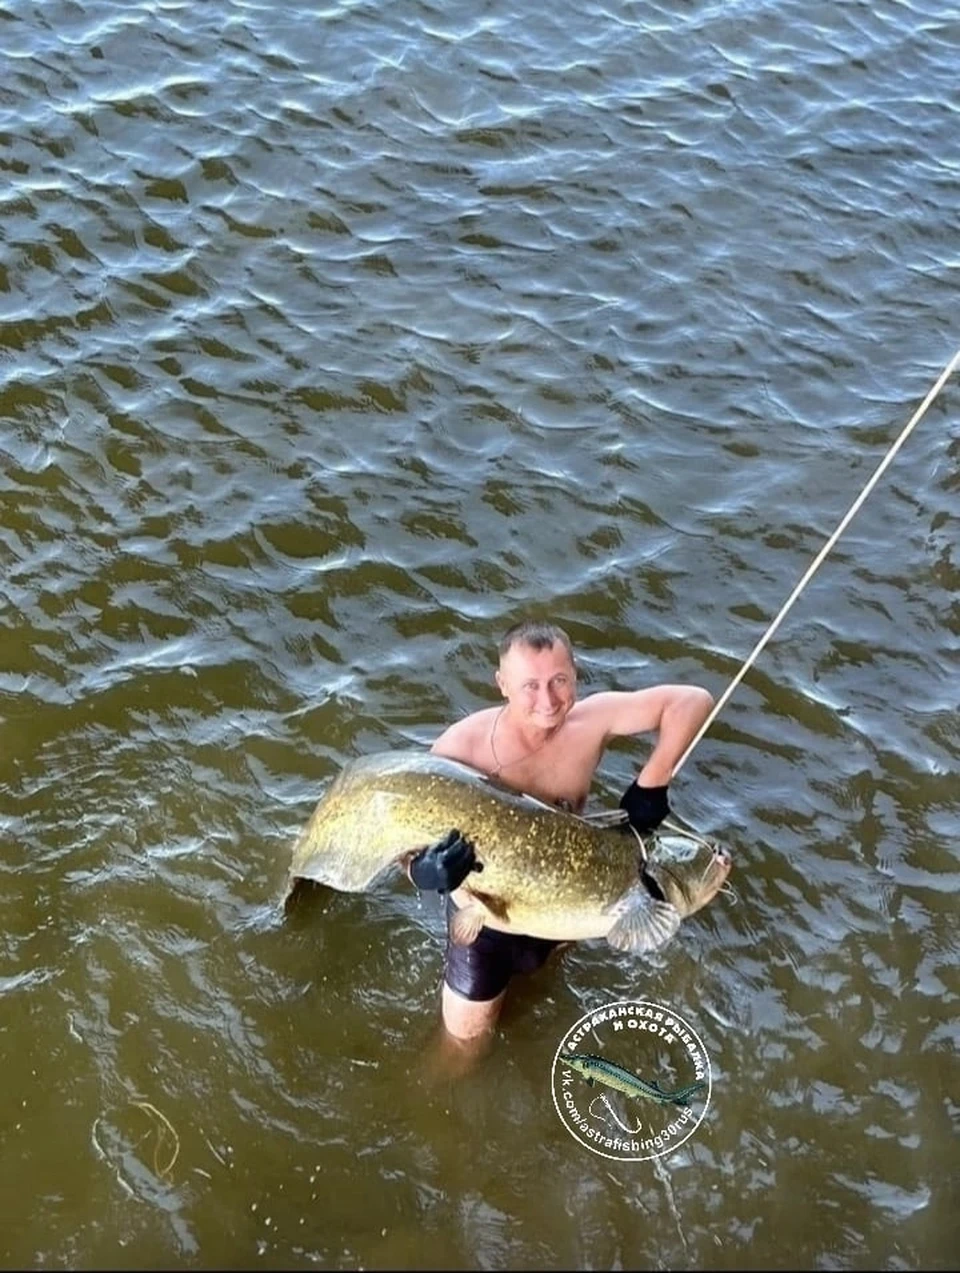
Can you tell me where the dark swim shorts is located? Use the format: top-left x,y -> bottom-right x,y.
443,896 -> 563,1002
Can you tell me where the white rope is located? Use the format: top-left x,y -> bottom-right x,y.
672,346 -> 960,778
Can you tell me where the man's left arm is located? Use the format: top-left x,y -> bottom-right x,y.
582,685 -> 714,832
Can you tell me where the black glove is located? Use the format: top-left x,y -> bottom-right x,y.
619,781 -> 670,834
408,829 -> 482,893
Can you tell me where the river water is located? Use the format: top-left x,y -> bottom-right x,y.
1,0 -> 957,1267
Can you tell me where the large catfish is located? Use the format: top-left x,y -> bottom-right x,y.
285,750 -> 731,954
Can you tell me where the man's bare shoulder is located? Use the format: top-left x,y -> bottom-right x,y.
430,707 -> 499,767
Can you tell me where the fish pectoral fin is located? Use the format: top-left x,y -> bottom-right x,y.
449,902 -> 486,946
606,885 -> 681,953
470,890 -> 510,922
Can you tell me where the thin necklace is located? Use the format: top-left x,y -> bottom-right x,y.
489,705 -> 558,778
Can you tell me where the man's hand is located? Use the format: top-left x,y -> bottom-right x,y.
408,829 -> 483,893
619,781 -> 670,834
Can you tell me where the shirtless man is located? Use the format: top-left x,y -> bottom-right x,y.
407,619 -> 715,1043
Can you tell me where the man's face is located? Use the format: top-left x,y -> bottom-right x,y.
495,641 -> 577,729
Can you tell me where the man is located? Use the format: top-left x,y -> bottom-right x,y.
408,619 -> 714,1044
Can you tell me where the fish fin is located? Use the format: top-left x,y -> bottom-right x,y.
652,1079 -> 679,1097
450,903 -> 486,946
606,885 -> 681,953
470,890 -> 510,922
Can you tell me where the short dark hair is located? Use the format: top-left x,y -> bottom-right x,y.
498,620 -> 573,660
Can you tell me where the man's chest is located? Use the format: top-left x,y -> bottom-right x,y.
487,730 -> 603,812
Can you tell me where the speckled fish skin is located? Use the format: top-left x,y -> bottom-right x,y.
285,750 -> 731,950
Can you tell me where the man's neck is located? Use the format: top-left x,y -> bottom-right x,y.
499,706 -> 564,751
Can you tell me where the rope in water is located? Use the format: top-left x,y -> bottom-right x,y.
672,346 -> 960,778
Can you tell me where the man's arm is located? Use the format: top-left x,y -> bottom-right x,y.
399,714 -> 491,890
405,829 -> 482,892
429,711 -> 490,768
581,685 -> 714,778
580,685 -> 714,831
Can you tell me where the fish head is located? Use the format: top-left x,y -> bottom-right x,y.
559,1051 -> 590,1077
641,833 -> 732,918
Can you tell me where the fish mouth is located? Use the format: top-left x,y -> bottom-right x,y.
651,847 -> 732,912
704,849 -> 733,887
712,849 -> 733,890
702,852 -> 733,903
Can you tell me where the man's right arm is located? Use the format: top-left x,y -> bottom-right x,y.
401,715 -> 488,891
430,713 -> 487,768
406,829 -> 482,892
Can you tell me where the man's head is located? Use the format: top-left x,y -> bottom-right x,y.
495,621 -> 577,729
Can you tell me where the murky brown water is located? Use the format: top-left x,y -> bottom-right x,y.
1,0 -> 957,1267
